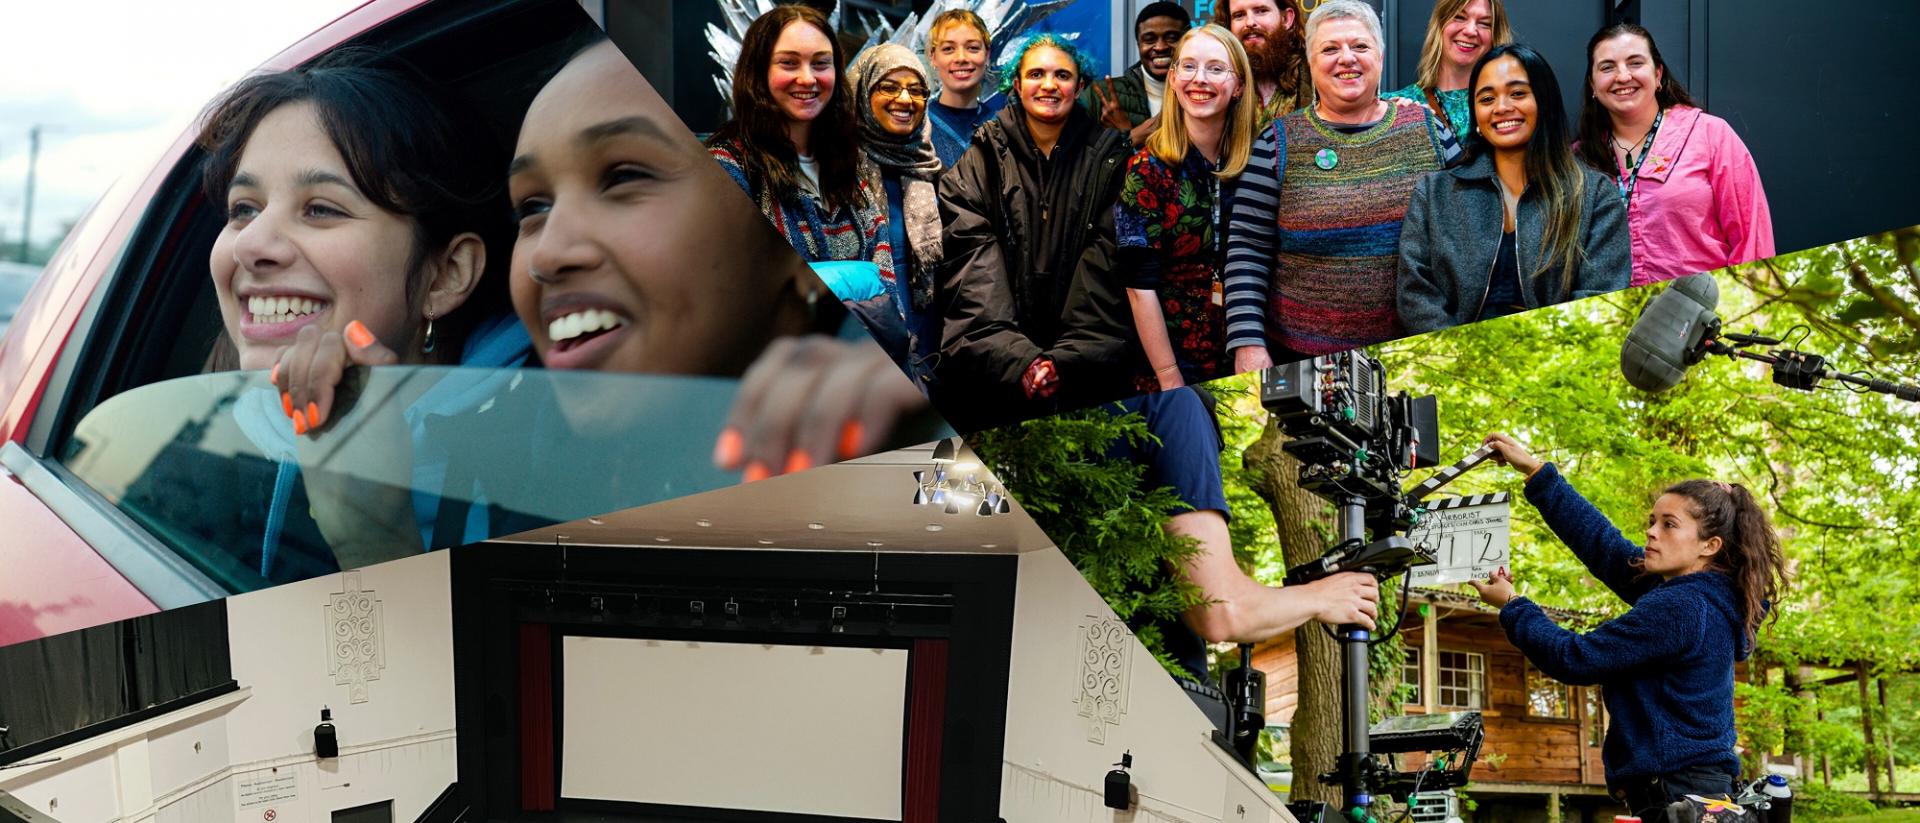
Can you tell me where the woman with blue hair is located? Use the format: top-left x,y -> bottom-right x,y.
934,33 -> 1136,430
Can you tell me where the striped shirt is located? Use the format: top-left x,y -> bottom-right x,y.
1222,103 -> 1458,355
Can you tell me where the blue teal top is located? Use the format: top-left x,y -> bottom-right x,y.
1383,83 -> 1471,137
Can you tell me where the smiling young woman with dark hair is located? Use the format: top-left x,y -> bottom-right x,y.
705,5 -> 888,280
1396,43 -> 1629,334
1576,23 -> 1772,285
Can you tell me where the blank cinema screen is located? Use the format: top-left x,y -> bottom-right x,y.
560,635 -> 908,819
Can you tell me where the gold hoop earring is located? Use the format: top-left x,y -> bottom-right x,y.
422,310 -> 437,355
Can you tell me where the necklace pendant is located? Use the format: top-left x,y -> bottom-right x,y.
1315,148 -> 1339,170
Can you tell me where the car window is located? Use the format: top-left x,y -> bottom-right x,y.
31,0 -> 596,453
0,262 -> 39,338
59,366 -> 740,596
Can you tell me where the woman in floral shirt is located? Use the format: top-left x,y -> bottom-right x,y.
1115,24 -> 1259,391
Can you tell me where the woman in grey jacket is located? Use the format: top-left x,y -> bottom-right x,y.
1397,43 -> 1629,334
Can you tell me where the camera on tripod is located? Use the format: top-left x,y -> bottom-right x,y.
1247,352 -> 1486,822
1262,351 -> 1440,531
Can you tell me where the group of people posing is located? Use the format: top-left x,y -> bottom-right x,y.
713,0 -> 1775,428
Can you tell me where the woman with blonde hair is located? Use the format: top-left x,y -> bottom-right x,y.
1383,0 -> 1511,134
924,8 -> 1002,167
1117,24 -> 1257,390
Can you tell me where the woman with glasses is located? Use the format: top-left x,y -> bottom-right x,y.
848,44 -> 943,386
1116,24 -> 1257,391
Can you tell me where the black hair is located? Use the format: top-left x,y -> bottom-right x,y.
197,49 -> 512,359
1137,1 -> 1192,32
1463,43 -> 1587,294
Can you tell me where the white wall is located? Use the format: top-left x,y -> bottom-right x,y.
0,551 -> 457,823
1000,547 -> 1293,823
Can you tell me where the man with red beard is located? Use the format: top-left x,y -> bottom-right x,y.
1214,0 -> 1312,125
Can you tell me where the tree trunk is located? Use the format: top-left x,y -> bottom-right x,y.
1790,666 -> 1814,778
1880,677 -> 1897,794
1818,699 -> 1831,788
1859,663 -> 1881,799
1247,420 -> 1340,804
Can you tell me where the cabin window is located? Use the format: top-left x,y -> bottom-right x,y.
1586,687 -> 1605,745
1526,664 -> 1576,719
1436,650 -> 1484,709
1400,650 -> 1422,706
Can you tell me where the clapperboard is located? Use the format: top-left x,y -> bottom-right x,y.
1406,445 -> 1513,586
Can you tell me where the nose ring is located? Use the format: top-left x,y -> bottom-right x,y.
528,266 -> 561,285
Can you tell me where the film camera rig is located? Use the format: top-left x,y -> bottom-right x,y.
1233,352 -> 1487,823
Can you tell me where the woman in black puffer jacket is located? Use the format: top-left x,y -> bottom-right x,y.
935,33 -> 1136,431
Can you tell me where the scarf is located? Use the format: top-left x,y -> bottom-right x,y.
848,43 -> 945,309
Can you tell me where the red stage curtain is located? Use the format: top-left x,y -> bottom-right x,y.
903,638 -> 950,823
518,623 -> 556,811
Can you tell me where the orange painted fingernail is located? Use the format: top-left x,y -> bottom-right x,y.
292,410 -> 308,436
345,320 -> 375,348
714,428 -> 743,467
743,462 -> 770,483
281,392 -> 294,418
307,402 -> 322,428
270,363 -> 280,385
784,450 -> 812,475
838,421 -> 864,459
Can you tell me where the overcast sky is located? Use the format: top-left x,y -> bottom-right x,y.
0,0 -> 361,250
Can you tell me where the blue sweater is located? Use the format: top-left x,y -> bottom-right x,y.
1498,463 -> 1747,786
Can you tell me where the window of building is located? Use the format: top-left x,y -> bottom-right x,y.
1526,664 -> 1576,719
1401,649 -> 1423,706
1436,650 -> 1484,709
1587,687 -> 1606,746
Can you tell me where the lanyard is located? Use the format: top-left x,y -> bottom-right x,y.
1614,108 -> 1666,204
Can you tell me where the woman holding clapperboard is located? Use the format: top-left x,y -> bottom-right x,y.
1466,432 -> 1787,821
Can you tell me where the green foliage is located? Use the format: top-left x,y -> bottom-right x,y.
970,405 -> 1209,677
1793,780 -> 1879,821
1365,231 -> 1920,785
974,229 -> 1920,778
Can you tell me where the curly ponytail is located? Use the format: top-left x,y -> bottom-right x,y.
1664,479 -> 1788,646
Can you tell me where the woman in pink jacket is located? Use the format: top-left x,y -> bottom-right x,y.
1576,23 -> 1772,285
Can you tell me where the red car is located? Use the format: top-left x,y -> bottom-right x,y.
0,0 -> 807,646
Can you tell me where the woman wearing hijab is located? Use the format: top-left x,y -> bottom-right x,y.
848,44 -> 945,386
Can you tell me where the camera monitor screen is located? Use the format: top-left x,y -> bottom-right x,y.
560,635 -> 909,819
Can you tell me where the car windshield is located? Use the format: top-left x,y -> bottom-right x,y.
61,366 -> 740,595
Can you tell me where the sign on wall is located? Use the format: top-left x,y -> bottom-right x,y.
236,770 -> 299,813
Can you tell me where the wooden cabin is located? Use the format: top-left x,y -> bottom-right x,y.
1252,588 -> 1629,823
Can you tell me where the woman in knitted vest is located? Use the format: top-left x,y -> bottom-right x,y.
1220,0 -> 1460,370
1469,432 -> 1787,820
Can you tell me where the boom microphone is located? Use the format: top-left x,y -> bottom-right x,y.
1620,275 -> 1721,392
